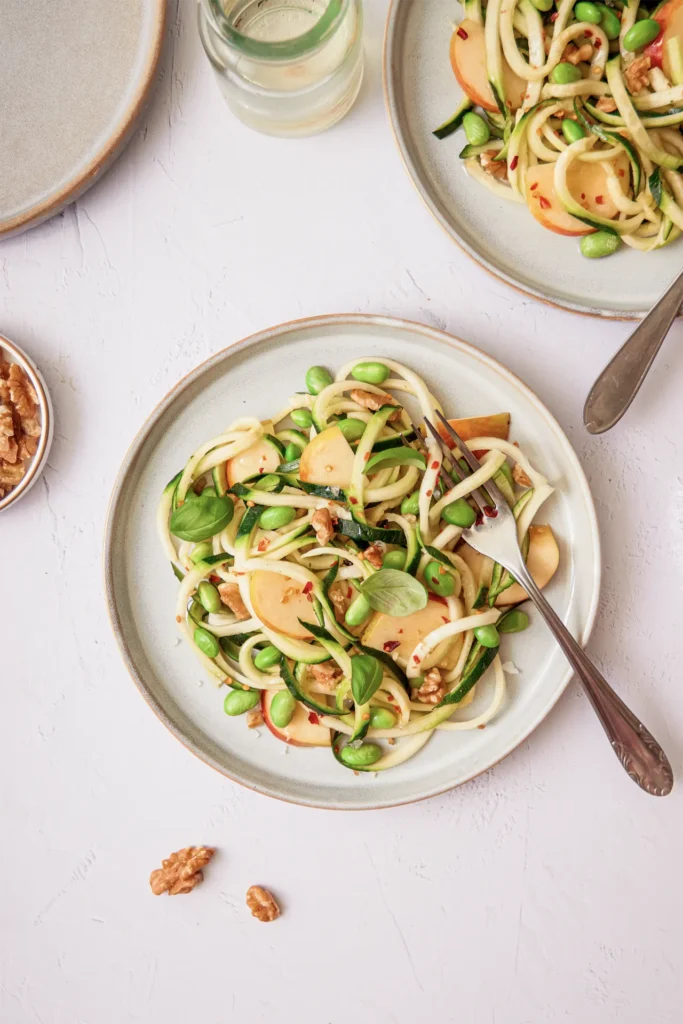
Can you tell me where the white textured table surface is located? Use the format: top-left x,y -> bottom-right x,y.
2,3 -> 683,1022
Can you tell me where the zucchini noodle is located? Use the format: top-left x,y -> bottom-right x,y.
158,360 -> 560,775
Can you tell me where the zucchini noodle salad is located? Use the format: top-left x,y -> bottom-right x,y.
435,0 -> 683,256
158,359 -> 560,775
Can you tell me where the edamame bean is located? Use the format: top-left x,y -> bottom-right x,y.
340,742 -> 383,767
338,418 -> 367,443
623,18 -> 660,50
253,645 -> 282,671
223,688 -> 260,716
595,3 -> 620,39
424,560 -> 456,597
350,361 -> 390,385
580,231 -> 620,258
190,540 -> 213,564
290,408 -> 313,429
369,706 -> 397,729
345,592 -> 372,628
497,610 -> 530,634
531,0 -> 554,11
400,491 -> 420,516
574,1 -> 602,23
258,505 -> 297,530
562,118 -> 586,144
383,549 -> 406,570
283,443 -> 301,462
442,497 -> 476,528
305,365 -> 333,395
463,111 -> 491,147
194,625 -> 220,658
473,624 -> 500,648
269,690 -> 296,728
550,62 -> 582,85
189,598 -> 205,624
198,580 -> 222,614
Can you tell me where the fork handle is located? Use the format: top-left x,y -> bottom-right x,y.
510,563 -> 673,796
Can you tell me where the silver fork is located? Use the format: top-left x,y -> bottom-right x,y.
425,411 -> 673,797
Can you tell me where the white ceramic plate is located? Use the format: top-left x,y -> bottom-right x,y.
383,0 -> 678,319
0,0 -> 165,239
105,315 -> 601,809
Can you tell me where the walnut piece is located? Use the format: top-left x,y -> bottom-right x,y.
218,583 -> 250,620
311,507 -> 336,545
0,354 -> 42,502
246,709 -> 264,729
361,541 -> 384,570
350,389 -> 401,422
512,462 -> 532,488
480,150 -> 508,180
562,42 -> 592,65
149,846 -> 214,896
0,403 -> 14,461
328,580 -> 350,623
7,363 -> 38,420
414,667 -> 445,705
625,55 -> 651,95
246,885 -> 280,922
596,96 -> 618,113
310,660 -> 343,692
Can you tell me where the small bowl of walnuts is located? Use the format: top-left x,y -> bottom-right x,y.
0,334 -> 53,511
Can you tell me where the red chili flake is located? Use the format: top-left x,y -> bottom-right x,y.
209,574 -> 221,583
347,587 -> 352,599
426,489 -> 432,497
308,712 -> 320,725
530,181 -> 538,191
472,449 -> 487,459
550,10 -> 558,19
397,629 -> 403,634
593,37 -> 601,47
303,581 -> 313,594
412,655 -> 420,664
349,496 -> 358,505
506,101 -> 512,110
596,195 -> 604,205
457,26 -> 468,39
475,512 -> 484,526
258,467 -> 265,473
257,539 -> 268,552
581,193 -> 586,200
483,505 -> 498,518
585,30 -> 592,37
306,593 -> 313,602
539,196 -> 551,210
431,461 -> 439,470
509,155 -> 519,171
387,694 -> 395,702
176,615 -> 182,623
441,616 -> 449,624
383,640 -> 400,653
428,593 -> 448,606
363,452 -> 370,462
261,454 -> 267,461
618,169 -> 625,177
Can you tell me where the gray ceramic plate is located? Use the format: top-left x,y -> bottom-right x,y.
383,0 -> 679,319
105,314 -> 600,809
0,0 -> 165,239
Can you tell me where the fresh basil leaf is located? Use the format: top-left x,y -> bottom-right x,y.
359,569 -> 428,617
351,654 -> 383,706
170,494 -> 234,542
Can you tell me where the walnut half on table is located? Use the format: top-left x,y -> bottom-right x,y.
149,846 -> 215,895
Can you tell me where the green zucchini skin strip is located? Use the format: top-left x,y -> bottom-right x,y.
605,56 -> 683,171
337,519 -> 405,547
279,655 -> 347,717
436,643 -> 499,707
433,96 -> 473,140
574,99 -> 642,195
347,405 -> 398,524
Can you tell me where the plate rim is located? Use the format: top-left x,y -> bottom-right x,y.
0,0 -> 166,240
382,0 -> 644,322
104,312 -> 602,810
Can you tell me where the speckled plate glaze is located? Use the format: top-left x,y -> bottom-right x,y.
383,0 -> 680,319
105,315 -> 601,809
0,0 -> 165,239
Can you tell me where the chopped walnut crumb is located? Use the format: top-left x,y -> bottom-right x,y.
350,389 -> 401,422
563,42 -> 592,65
361,542 -> 384,570
328,581 -> 350,623
0,403 -> 15,461
246,709 -> 264,729
480,150 -> 508,180
149,846 -> 214,895
311,507 -> 336,545
414,667 -> 445,705
7,363 -> 38,420
246,885 -> 280,922
310,660 -> 343,692
596,96 -> 618,113
281,585 -> 299,605
0,353 -> 10,380
512,462 -> 532,488
217,583 -> 250,620
625,55 -> 651,95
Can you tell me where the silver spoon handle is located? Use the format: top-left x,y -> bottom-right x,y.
509,560 -> 673,796
584,266 -> 683,435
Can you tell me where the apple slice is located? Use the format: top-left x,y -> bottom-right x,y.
227,437 -> 280,487
450,20 -> 527,113
361,599 -> 456,666
250,571 -> 315,639
437,412 -> 510,449
458,524 -> 559,607
526,154 -> 628,237
645,0 -> 680,73
262,690 -> 331,747
298,425 -> 355,488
